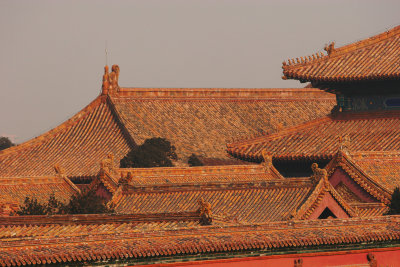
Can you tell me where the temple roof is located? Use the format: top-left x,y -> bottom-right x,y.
282,25 -> 400,83
227,110 -> 400,162
0,87 -> 335,177
0,214 -> 399,266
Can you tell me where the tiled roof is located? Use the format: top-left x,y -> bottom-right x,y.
351,203 -> 388,218
324,150 -> 391,205
0,88 -> 335,177
227,111 -> 400,162
111,88 -> 335,162
282,25 -> 400,83
95,163 -> 284,197
0,176 -> 79,214
0,215 -> 399,266
116,164 -> 283,186
112,178 -> 314,223
294,172 -> 356,220
0,96 -> 133,177
349,151 -> 400,193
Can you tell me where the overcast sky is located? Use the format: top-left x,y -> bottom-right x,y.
1,0 -> 400,143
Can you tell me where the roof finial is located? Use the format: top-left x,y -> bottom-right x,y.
101,65 -> 110,95
109,65 -> 120,93
101,64 -> 120,95
311,163 -> 328,183
105,41 -> 108,66
324,42 -> 336,56
338,134 -> 351,152
100,153 -> 115,173
119,171 -> 133,185
198,197 -> 212,226
261,150 -> 273,171
54,163 -> 66,178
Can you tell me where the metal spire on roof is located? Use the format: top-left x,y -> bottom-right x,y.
105,40 -> 108,66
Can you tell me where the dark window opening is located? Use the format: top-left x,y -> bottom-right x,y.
69,176 -> 95,184
386,98 -> 400,107
318,207 -> 337,219
273,159 -> 331,177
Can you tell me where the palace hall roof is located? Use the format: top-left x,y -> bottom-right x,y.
227,110 -> 400,162
0,96 -> 133,178
111,178 -> 314,223
282,25 -> 400,83
108,87 -> 334,162
0,214 -> 399,266
0,175 -> 80,215
93,159 -> 325,223
0,87 -> 335,178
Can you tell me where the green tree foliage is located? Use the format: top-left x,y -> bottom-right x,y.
17,197 -> 48,215
386,187 -> 400,215
16,188 -> 113,215
46,194 -> 66,215
188,153 -> 204,167
0,136 -> 14,151
64,187 -> 114,214
120,137 -> 178,168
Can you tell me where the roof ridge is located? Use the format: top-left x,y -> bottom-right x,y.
117,164 -> 263,174
123,178 -> 313,193
0,212 -> 200,225
106,95 -> 136,148
350,150 -> 400,159
333,110 -> 400,120
114,87 -> 334,100
283,25 -> 400,70
0,176 -> 63,183
0,95 -> 108,158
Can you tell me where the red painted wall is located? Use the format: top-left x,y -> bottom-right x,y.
308,192 -> 349,219
95,183 -> 113,201
329,168 -> 376,203
137,247 -> 400,267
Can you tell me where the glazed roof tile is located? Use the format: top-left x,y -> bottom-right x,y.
0,176 -> 79,209
282,25 -> 400,82
0,215 -> 399,266
96,163 -> 284,196
227,111 -> 400,162
0,88 -> 335,177
110,88 -> 335,162
116,164 -> 283,186
351,203 -> 388,218
112,178 -> 314,223
323,150 -> 391,205
349,151 -> 400,193
0,96 -> 132,177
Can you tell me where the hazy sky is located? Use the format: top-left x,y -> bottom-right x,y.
1,0 -> 400,143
